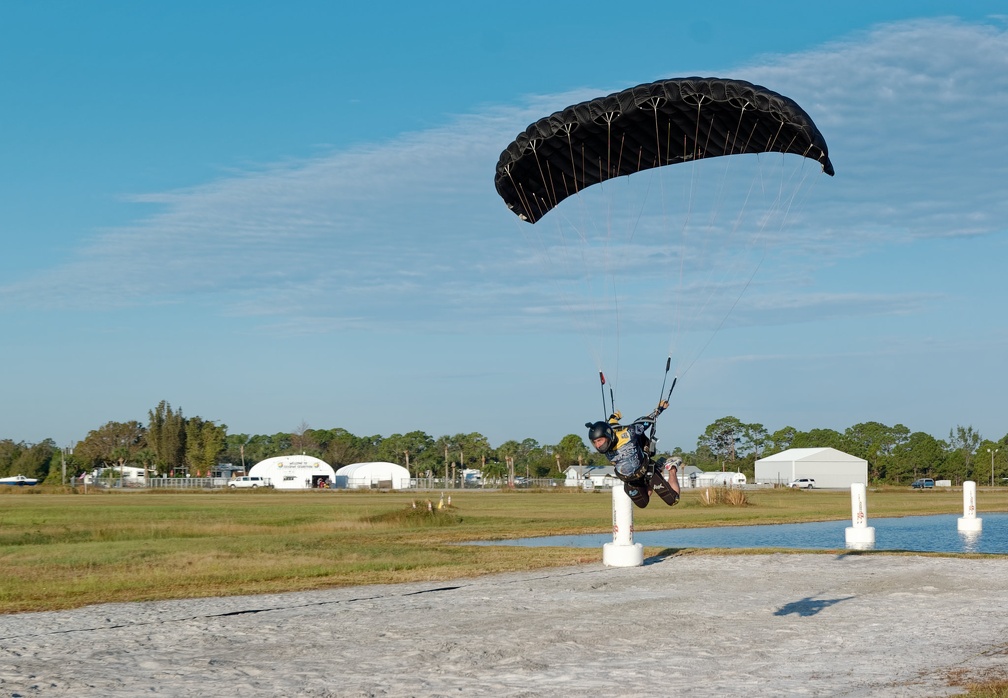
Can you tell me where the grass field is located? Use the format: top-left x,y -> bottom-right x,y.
1,485 -> 1005,615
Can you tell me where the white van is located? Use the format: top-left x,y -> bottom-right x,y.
229,476 -> 272,489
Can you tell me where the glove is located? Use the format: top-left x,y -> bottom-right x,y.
608,410 -> 622,423
646,401 -> 668,421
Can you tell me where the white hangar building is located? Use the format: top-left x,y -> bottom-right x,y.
249,455 -> 337,490
335,462 -> 411,490
754,447 -> 868,489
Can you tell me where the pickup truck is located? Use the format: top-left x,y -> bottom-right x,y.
911,478 -> 935,489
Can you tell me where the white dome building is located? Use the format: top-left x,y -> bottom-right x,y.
335,462 -> 411,490
248,455 -> 337,490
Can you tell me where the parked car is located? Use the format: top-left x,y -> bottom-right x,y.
229,476 -> 272,489
789,477 -> 815,489
911,478 -> 935,489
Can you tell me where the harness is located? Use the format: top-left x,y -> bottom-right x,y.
609,419 -> 656,484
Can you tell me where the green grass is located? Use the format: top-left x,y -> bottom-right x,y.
1,485 -> 1005,614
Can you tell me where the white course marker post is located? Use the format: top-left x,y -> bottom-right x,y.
957,480 -> 982,532
845,482 -> 875,549
602,483 -> 644,567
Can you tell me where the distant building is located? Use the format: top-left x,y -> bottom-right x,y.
563,465 -> 619,488
755,448 -> 868,488
85,465 -> 152,484
249,455 -> 336,489
692,471 -> 747,487
563,463 -> 740,489
335,462 -> 411,490
212,463 -> 245,479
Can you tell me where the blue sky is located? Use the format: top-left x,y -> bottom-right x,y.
2,2 -> 1007,452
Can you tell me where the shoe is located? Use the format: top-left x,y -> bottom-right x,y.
663,458 -> 681,483
660,458 -> 682,504
663,456 -> 683,471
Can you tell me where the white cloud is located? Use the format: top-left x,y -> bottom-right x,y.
2,17 -> 1006,343
743,17 -> 1008,240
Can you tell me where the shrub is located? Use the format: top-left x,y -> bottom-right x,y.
698,485 -> 749,507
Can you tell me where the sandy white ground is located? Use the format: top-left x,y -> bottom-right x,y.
2,553 -> 1006,696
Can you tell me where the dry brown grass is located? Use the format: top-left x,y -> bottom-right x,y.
698,485 -> 750,506
946,666 -> 1008,697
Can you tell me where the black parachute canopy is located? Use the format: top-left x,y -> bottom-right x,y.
495,77 -> 834,223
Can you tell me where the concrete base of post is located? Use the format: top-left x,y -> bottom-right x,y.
957,517 -> 982,532
602,540 -> 645,567
845,525 -> 876,549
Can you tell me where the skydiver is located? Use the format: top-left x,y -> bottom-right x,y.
586,403 -> 681,508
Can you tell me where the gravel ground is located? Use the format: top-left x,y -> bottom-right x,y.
2,553 -> 1007,697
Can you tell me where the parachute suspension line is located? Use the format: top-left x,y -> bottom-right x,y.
671,108 -> 731,374
599,371 -> 608,420
540,158 -> 560,218
524,126 -> 591,374
553,175 -> 609,376
758,151 -> 822,261
668,98 -> 783,379
678,111 -> 766,378
503,167 -> 536,225
647,106 -> 680,375
597,371 -> 617,421
763,119 -> 792,159
678,154 -> 820,379
742,119 -> 820,253
675,182 -> 767,381
543,119 -> 620,385
561,131 -> 608,368
611,266 -> 621,386
582,167 -> 618,377
507,154 -> 613,382
657,356 -> 672,406
677,101 -> 705,314
666,98 -> 711,367
561,123 -> 581,198
525,142 -> 553,223
600,115 -> 621,389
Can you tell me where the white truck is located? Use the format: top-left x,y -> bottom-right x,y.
228,476 -> 272,489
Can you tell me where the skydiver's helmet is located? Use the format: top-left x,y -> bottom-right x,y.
586,421 -> 615,453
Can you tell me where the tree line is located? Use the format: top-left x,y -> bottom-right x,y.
2,400 -> 1005,486
694,417 -> 1007,486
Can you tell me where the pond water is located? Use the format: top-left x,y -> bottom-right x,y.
476,513 -> 1008,555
